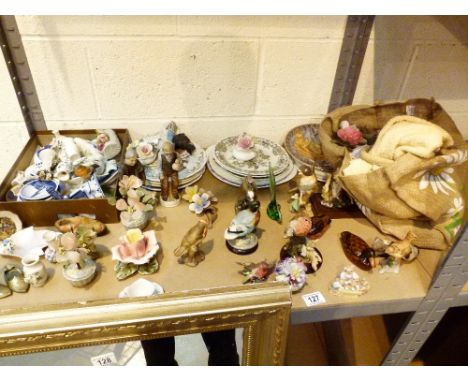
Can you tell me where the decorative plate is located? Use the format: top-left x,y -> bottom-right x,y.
19,180 -> 61,201
142,169 -> 205,191
207,146 -> 296,188
144,144 -> 207,182
283,123 -> 322,167
213,136 -> 290,177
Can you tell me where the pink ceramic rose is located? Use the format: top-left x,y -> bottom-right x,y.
111,229 -> 159,265
236,133 -> 254,150
337,125 -> 363,146
291,217 -> 312,237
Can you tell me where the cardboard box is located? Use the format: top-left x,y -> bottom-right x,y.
0,129 -> 129,226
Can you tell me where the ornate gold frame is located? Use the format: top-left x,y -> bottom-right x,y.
0,282 -> 291,365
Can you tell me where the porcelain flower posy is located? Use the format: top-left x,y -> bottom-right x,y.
275,257 -> 307,291
337,123 -> 364,146
183,186 -> 218,214
116,175 -> 156,224
236,133 -> 254,150
112,229 -> 159,265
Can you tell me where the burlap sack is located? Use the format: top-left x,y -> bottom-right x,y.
327,99 -> 467,250
320,98 -> 464,167
338,146 -> 468,250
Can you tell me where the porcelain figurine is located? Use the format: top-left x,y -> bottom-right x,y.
321,174 -> 352,209
384,231 -> 418,262
237,260 -> 275,284
116,175 -> 157,229
174,207 -> 218,267
266,164 -> 282,224
289,166 -> 320,208
21,253 -> 48,287
225,177 -> 261,255
94,129 -> 121,160
111,229 -> 160,280
330,266 -> 369,296
285,215 -> 331,240
160,141 -> 183,207
233,133 -> 256,162
275,257 -> 307,293
0,211 -> 22,241
55,216 -> 106,235
280,236 -> 323,274
340,231 -> 374,271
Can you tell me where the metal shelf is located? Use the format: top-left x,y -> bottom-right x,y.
1,15 -> 467,366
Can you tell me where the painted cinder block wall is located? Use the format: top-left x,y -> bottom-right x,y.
1,15 -> 468,179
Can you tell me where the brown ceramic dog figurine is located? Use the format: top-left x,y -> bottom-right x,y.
174,207 -> 218,267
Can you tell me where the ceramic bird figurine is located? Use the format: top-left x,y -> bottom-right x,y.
340,231 -> 375,271
226,177 -> 261,255
224,209 -> 258,241
237,260 -> 275,284
174,207 -> 218,267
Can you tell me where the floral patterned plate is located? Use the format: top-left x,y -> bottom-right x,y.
207,146 -> 297,188
213,136 -> 290,177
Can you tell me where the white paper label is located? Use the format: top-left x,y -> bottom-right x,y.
91,352 -> 118,366
302,291 -> 326,307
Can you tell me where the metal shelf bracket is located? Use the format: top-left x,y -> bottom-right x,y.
0,15 -> 47,135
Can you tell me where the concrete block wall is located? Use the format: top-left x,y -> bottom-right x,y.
1,15 -> 468,179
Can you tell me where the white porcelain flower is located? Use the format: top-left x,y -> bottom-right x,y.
414,167 -> 455,195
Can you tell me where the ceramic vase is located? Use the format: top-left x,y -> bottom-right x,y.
22,254 -> 48,287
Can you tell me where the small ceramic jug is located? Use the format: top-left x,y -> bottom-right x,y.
22,253 -> 48,287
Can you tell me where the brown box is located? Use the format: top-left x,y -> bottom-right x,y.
0,129 -> 129,226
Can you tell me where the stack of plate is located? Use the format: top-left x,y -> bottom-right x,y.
142,144 -> 207,191
207,136 -> 297,188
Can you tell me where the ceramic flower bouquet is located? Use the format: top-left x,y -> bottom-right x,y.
116,175 -> 157,229
44,230 -> 98,287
